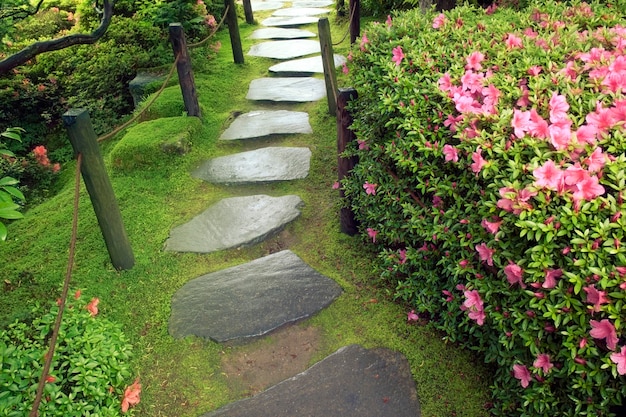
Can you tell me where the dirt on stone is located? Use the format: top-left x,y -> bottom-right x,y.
220,324 -> 323,397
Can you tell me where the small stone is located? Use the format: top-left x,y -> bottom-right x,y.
269,54 -> 347,75
272,7 -> 330,16
248,40 -> 320,60
250,28 -> 317,40
261,16 -> 320,27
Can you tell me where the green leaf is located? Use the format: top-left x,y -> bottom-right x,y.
0,222 -> 6,241
0,177 -> 19,187
0,203 -> 23,220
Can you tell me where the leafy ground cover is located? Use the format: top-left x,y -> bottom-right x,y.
0,7 -> 491,417
342,1 -> 626,415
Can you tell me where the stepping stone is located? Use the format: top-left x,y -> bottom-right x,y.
164,195 -> 303,253
169,250 -> 343,342
219,110 -> 312,140
202,345 -> 421,416
250,28 -> 316,40
247,0 -> 284,10
192,147 -> 312,185
248,39 -> 320,60
272,7 -> 330,16
261,16 -> 319,27
291,0 -> 335,6
246,78 -> 326,102
269,54 -> 347,75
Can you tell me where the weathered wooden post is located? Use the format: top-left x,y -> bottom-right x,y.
336,88 -> 359,235
318,17 -> 339,116
62,109 -> 135,270
349,0 -> 360,44
169,23 -> 201,117
225,0 -> 245,64
243,0 -> 254,24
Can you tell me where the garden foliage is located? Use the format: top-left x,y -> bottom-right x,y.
343,1 -> 626,415
0,293 -> 136,416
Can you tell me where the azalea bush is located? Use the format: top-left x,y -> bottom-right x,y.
0,291 -> 140,416
342,1 -> 626,415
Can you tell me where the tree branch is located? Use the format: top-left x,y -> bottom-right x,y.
0,0 -> 45,21
0,0 -> 113,74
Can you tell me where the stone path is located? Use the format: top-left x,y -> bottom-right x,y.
164,2 -> 422,415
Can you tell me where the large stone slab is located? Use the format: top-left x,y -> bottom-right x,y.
203,345 -> 421,416
164,195 -> 303,253
246,78 -> 326,102
220,110 -> 312,140
247,0 -> 284,10
249,28 -> 316,40
269,54 -> 347,75
272,7 -> 330,16
169,250 -> 343,342
248,40 -> 320,60
192,147 -> 312,185
261,16 -> 319,27
290,0 -> 335,6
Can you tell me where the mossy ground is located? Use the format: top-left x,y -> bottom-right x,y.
0,7 -> 492,417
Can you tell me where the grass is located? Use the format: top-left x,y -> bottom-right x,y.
0,6 -> 492,417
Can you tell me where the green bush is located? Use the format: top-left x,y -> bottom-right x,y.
343,1 -> 626,415
0,293 -> 136,416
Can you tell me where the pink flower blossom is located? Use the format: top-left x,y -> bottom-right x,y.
442,290 -> 454,302
543,269 -> 562,289
584,284 -> 609,312
86,298 -> 99,317
505,33 -> 523,49
360,33 -> 369,51
407,310 -> 419,322
481,218 -> 502,235
589,319 -> 618,350
549,123 -> 572,150
527,65 -> 542,76
332,181 -> 340,190
357,140 -> 369,150
398,249 -> 407,264
528,109 -> 549,139
367,228 -> 378,243
572,175 -> 605,202
585,147 -> 606,172
610,346 -> 626,375
533,354 -> 554,374
460,71 -> 485,93
504,262 -> 525,287
342,63 -> 349,75
459,259 -> 469,268
462,290 -> 485,325
575,124 -> 598,145
363,181 -> 377,195
442,144 -> 459,163
386,15 -> 393,27
475,243 -> 495,266
533,160 -> 564,191
586,102 -> 618,134
432,13 -> 446,29
549,92 -> 570,123
438,73 -> 453,93
512,109 -> 531,138
392,46 -> 404,66
466,51 -> 485,71
513,364 -> 532,388
471,148 -> 487,173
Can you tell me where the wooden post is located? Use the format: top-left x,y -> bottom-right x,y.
242,0 -> 254,24
336,88 -> 359,235
225,0 -> 244,64
169,23 -> 201,117
318,18 -> 338,116
62,109 -> 135,270
336,0 -> 346,16
349,0 -> 360,44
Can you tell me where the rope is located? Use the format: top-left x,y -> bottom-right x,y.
29,152 -> 83,417
333,2 -> 358,46
188,4 -> 230,49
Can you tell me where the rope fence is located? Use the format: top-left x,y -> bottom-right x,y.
333,2 -> 358,46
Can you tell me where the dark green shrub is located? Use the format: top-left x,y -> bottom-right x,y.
343,1 -> 626,415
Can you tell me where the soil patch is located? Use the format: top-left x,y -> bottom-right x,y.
221,324 -> 323,396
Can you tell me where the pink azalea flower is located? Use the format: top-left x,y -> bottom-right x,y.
586,102 -> 618,134
398,249 -> 407,264
585,147 -> 606,172
360,33 -> 369,51
513,364 -> 532,388
332,181 -> 340,190
443,144 -> 459,163
528,109 -> 549,139
512,109 -> 531,138
543,269 -> 562,289
392,46 -> 404,66
342,63 -> 349,75
575,124 -> 599,145
461,70 -> 485,93
363,181 -> 377,195
442,290 -> 454,302
438,73 -> 453,93
459,259 -> 469,268
367,228 -> 378,243
589,319 -> 618,350
86,298 -> 99,317
572,176 -> 605,202
481,218 -> 502,235
505,33 -> 523,49
549,123 -> 572,150
504,262 -> 525,287
386,15 -> 392,27
610,346 -> 626,375
584,284 -> 609,312
549,92 -> 570,123
432,13 -> 446,29
527,65 -> 542,76
471,148 -> 487,173
466,51 -> 485,71
407,310 -> 419,322
462,290 -> 485,325
357,139 -> 369,150
533,160 -> 564,191
533,354 -> 554,373
476,243 -> 495,266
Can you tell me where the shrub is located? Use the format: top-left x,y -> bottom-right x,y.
0,292 -> 137,416
343,1 -> 626,415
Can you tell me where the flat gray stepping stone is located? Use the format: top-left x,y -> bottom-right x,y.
272,7 -> 330,16
169,250 -> 343,342
269,54 -> 347,75
248,0 -> 284,10
248,40 -> 320,60
250,28 -> 316,40
246,78 -> 326,102
203,345 -> 421,416
164,195 -> 303,253
261,16 -> 319,27
291,0 -> 335,6
220,110 -> 312,140
192,147 -> 312,184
